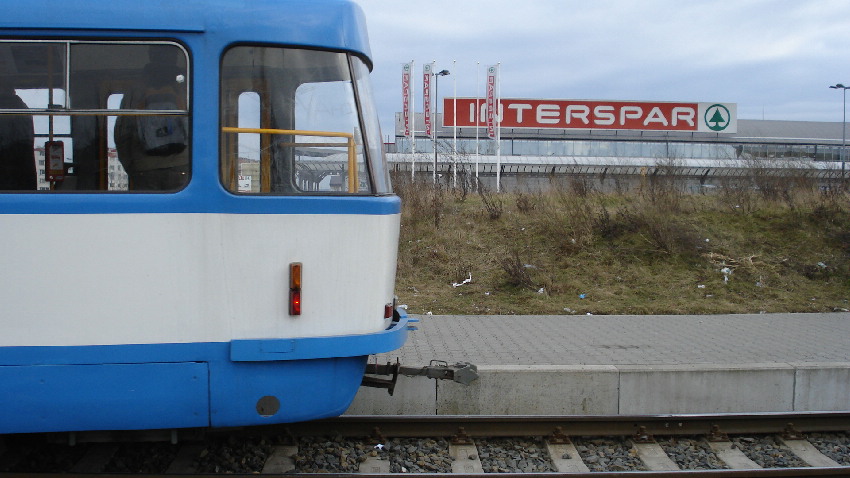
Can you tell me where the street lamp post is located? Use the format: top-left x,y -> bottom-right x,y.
829,83 -> 849,185
433,69 -> 450,184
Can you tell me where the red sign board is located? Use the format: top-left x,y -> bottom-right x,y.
443,98 -> 737,133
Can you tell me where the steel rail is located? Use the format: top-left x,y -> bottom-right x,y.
213,412 -> 850,439
4,468 -> 850,477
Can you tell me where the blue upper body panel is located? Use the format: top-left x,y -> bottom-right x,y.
0,0 -> 398,215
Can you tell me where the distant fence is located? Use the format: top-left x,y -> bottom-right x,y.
387,153 -> 846,193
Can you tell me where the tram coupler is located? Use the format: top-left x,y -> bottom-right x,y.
361,360 -> 479,395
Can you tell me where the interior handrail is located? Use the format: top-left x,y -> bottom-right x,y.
222,126 -> 357,193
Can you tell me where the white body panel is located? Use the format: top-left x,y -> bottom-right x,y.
0,213 -> 400,347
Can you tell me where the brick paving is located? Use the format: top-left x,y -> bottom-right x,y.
380,313 -> 850,366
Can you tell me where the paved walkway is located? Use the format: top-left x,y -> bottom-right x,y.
379,312 -> 850,366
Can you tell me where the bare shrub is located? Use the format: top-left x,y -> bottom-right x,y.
593,203 -> 617,240
543,188 -> 598,250
477,179 -> 503,220
779,162 -> 820,210
716,177 -> 760,214
569,174 -> 594,197
392,173 -> 426,221
743,157 -> 810,202
391,173 -> 447,229
643,157 -> 685,212
515,191 -> 537,214
619,201 -> 701,257
815,186 -> 850,220
547,174 -> 569,195
452,168 -> 471,202
498,249 -> 536,289
641,216 -> 701,256
611,176 -> 629,196
430,182 -> 445,228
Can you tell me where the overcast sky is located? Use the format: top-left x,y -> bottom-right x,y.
354,0 -> 850,140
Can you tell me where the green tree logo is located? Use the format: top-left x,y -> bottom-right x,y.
704,104 -> 731,131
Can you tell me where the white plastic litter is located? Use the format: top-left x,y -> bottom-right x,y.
452,272 -> 473,288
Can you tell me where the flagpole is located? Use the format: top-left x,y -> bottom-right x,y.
409,60 -> 416,180
428,60 -> 440,186
475,61 -> 479,191
452,59 -> 457,189
425,61 -> 435,184
485,64 -> 497,192
496,62 -> 501,193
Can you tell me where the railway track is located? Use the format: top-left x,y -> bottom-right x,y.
1,412 -> 848,477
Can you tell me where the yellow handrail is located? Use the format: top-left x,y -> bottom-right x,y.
222,127 -> 357,193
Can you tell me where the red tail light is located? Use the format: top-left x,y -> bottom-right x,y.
290,289 -> 301,315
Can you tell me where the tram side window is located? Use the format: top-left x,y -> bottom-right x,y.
0,42 -> 64,191
109,44 -> 190,191
0,40 -> 189,192
220,46 -> 385,194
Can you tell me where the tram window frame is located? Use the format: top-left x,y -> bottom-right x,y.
219,44 -> 383,195
0,39 -> 191,193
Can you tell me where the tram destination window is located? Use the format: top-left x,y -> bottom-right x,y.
0,40 -> 190,192
220,46 -> 387,194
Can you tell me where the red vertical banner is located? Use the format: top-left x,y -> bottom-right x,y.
486,64 -> 497,139
423,63 -> 433,138
401,63 -> 411,137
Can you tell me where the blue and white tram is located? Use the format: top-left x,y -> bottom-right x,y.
0,0 -> 408,433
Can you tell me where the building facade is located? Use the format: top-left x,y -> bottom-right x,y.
386,100 -> 847,191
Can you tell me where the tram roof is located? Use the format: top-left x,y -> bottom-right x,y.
1,0 -> 372,63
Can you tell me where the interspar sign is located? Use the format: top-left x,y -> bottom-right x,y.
443,98 -> 737,134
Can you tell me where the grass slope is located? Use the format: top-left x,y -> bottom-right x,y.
394,175 -> 850,316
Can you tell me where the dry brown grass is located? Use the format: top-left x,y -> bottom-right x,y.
393,173 -> 850,316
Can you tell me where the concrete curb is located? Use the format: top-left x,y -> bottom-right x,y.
346,362 -> 850,416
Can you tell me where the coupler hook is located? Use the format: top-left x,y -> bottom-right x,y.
362,359 -> 479,395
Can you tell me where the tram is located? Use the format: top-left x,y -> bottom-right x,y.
0,0 -> 407,433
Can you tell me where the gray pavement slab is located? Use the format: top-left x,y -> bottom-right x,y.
379,313 -> 850,366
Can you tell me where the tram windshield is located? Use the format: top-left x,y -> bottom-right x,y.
220,46 -> 390,194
